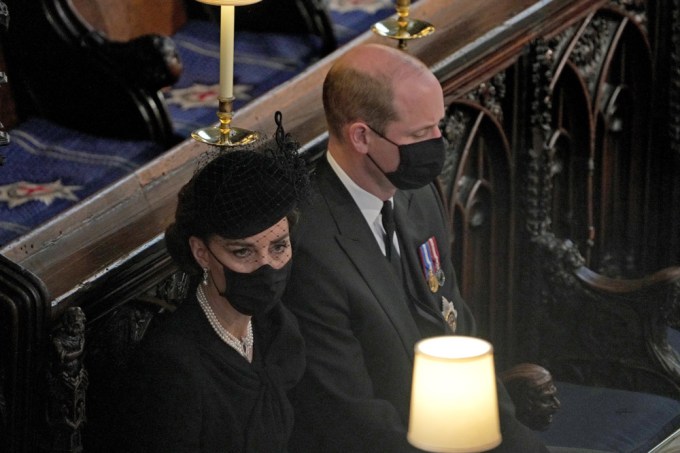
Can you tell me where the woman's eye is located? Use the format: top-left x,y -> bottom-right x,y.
232,248 -> 252,258
272,241 -> 290,254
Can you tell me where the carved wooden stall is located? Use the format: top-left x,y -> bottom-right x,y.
517,5 -> 680,399
435,0 -> 680,395
1,0 -> 680,452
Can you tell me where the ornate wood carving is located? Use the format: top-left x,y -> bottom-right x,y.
520,4 -> 680,399
438,72 -> 513,360
501,363 -> 561,432
46,308 -> 87,453
463,73 -> 507,125
612,0 -> 647,28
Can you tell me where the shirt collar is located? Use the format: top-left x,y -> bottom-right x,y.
327,152 -> 399,255
327,152 -> 386,226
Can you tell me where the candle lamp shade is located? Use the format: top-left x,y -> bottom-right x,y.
195,0 -> 261,5
408,336 -> 502,453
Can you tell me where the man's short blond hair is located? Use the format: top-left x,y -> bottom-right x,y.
322,65 -> 396,140
322,44 -> 435,142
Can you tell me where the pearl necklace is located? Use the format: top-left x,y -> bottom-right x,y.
196,285 -> 254,362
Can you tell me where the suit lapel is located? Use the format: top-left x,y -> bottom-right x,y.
393,193 -> 448,331
315,159 -> 423,354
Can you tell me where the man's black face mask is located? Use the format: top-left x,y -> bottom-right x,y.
366,125 -> 445,190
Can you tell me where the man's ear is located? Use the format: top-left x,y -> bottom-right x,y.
189,236 -> 210,269
347,122 -> 371,155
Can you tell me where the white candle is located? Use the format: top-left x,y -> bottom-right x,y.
219,5 -> 235,99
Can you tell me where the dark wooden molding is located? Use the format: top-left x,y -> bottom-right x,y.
0,254 -> 50,453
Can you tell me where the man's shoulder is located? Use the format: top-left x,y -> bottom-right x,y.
402,183 -> 445,213
297,164 -> 341,219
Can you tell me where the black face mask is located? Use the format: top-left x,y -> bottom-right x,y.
209,248 -> 292,317
367,126 -> 446,190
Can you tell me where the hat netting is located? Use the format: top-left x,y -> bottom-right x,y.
187,111 -> 309,239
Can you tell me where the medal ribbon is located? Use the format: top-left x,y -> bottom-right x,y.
427,237 -> 441,272
418,241 -> 435,281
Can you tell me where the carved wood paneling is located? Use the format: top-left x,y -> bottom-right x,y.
439,86 -> 514,361
526,6 -> 655,276
517,1 -> 680,398
46,307 -> 87,453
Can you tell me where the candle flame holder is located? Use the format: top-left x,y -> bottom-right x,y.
371,0 -> 434,50
192,0 -> 262,147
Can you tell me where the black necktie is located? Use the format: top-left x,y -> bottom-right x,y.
381,200 -> 402,277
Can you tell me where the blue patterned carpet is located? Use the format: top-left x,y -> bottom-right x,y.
0,0 -> 399,246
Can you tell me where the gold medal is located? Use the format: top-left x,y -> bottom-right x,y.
428,272 -> 439,293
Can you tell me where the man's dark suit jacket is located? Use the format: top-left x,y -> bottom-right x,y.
284,156 -> 548,452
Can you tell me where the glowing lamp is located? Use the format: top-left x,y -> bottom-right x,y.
408,336 -> 502,453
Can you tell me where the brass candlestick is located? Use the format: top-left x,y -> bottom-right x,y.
192,97 -> 260,147
371,0 -> 434,50
191,0 -> 261,147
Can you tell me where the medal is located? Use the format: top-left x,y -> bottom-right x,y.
427,237 -> 446,288
419,236 -> 445,293
441,296 -> 457,333
427,272 -> 439,293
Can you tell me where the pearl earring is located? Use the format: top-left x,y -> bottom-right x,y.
202,268 -> 209,286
